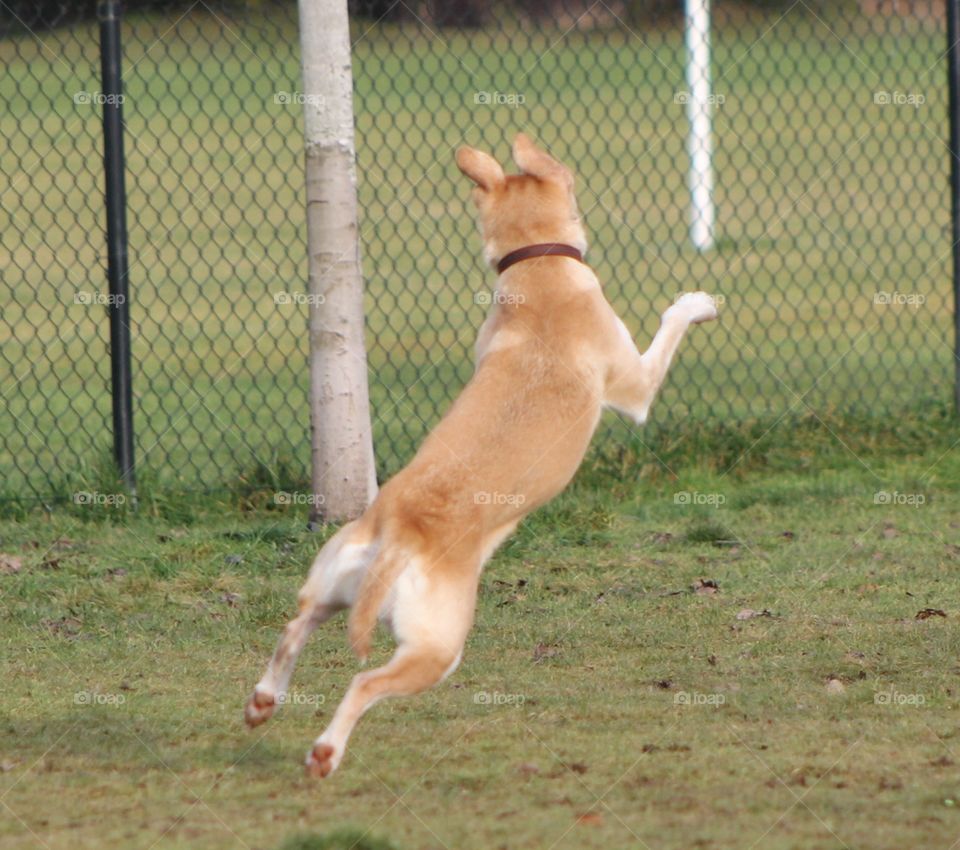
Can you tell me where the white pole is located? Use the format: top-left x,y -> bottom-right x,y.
298,0 -> 378,522
685,0 -> 715,251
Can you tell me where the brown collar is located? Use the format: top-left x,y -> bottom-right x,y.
496,243 -> 584,274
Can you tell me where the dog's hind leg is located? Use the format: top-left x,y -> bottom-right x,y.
245,519 -> 377,728
305,561 -> 476,777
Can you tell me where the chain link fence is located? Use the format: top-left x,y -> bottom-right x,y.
0,0 -> 954,504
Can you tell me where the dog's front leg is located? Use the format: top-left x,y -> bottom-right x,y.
603,292 -> 718,424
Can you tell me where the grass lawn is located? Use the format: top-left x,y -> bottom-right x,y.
1,420 -> 959,849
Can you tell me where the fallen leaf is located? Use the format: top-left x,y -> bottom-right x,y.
692,578 -> 719,596
641,743 -> 690,754
576,812 -> 603,826
0,554 -> 22,575
736,608 -> 773,621
825,677 -> 846,695
533,643 -> 560,662
569,762 -> 588,775
916,608 -> 947,620
41,617 -> 81,638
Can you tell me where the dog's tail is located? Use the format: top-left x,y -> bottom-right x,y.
348,544 -> 409,661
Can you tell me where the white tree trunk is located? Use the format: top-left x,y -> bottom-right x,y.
298,0 -> 377,522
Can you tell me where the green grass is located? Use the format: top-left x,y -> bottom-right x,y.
2,9 -> 958,842
0,3 -> 954,501
2,421 -> 960,848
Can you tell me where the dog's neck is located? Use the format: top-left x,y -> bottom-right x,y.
495,243 -> 585,275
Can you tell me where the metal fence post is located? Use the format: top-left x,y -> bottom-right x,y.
98,0 -> 136,495
949,0 -> 960,414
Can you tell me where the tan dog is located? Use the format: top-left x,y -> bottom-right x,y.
245,134 -> 718,777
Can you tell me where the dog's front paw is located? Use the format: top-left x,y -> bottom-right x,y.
668,292 -> 719,325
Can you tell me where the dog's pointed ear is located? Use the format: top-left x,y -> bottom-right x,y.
512,133 -> 573,187
456,146 -> 505,191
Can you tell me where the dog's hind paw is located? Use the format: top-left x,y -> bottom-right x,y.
244,688 -> 276,728
305,741 -> 340,778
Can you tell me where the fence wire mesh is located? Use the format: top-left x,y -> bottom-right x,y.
0,0 -> 953,503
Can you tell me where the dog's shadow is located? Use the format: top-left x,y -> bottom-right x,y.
0,707 -> 293,776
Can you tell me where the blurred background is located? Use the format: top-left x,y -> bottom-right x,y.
0,0 -> 951,503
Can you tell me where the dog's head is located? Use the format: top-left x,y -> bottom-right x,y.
456,134 -> 587,269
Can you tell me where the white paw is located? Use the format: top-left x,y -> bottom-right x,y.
305,738 -> 342,778
667,292 -> 719,325
244,686 -> 277,728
